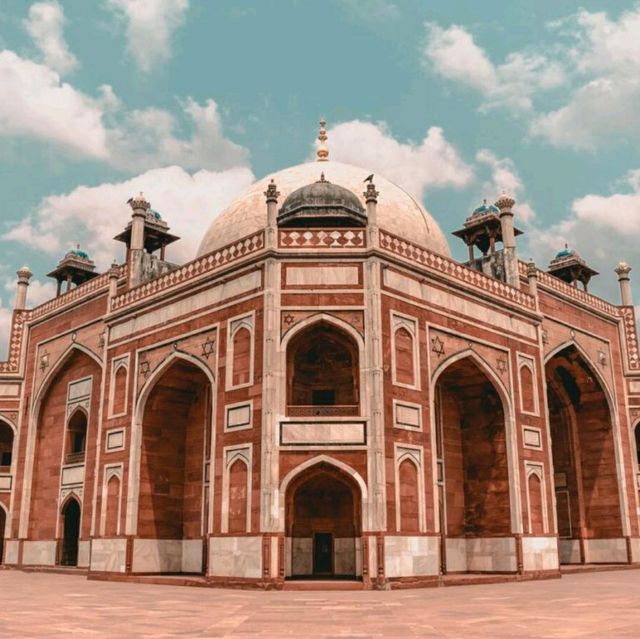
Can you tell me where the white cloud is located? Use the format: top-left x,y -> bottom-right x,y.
106,98 -> 248,172
571,169 -> 640,234
475,149 -> 536,223
525,169 -> 640,303
3,165 -> 255,269
532,6 -> 640,148
0,50 -> 107,158
323,120 -> 473,200
531,72 -> 640,151
3,276 -> 55,307
24,1 -> 78,75
107,0 -> 189,73
422,23 -> 564,113
0,50 -> 245,170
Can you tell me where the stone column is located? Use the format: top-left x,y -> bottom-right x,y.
14,266 -> 32,310
264,180 -> 279,251
496,194 -> 519,288
260,182 -> 282,539
364,182 -> 379,249
615,262 -> 633,306
363,256 -> 386,533
527,260 -> 538,308
128,193 -> 149,288
108,262 -> 119,301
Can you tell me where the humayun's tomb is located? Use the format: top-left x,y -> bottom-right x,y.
0,122 -> 639,589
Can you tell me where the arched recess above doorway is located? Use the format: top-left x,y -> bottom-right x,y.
545,343 -> 626,563
283,460 -> 363,580
432,352 -> 517,574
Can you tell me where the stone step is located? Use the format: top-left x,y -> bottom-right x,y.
283,579 -> 365,591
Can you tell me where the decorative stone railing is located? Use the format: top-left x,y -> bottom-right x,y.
287,404 -> 360,417
380,230 -> 537,311
620,306 -> 640,371
0,310 -> 28,374
30,266 -> 126,321
111,230 -> 265,311
278,228 -> 366,249
64,451 -> 86,465
518,262 -> 640,372
520,261 -> 619,316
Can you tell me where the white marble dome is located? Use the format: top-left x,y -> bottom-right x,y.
197,161 -> 451,257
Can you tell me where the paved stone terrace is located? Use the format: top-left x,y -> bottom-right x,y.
1,570 -> 639,638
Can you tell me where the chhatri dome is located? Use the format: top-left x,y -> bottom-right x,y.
197,121 -> 451,257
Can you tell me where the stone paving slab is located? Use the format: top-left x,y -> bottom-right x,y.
0,570 -> 639,638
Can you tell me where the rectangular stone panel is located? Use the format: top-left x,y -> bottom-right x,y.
61,464 -> 85,486
22,540 -> 56,566
0,474 -> 12,491
629,380 -> 640,393
384,536 -> 438,578
280,422 -> 366,446
522,537 -> 559,571
106,429 -> 125,451
226,403 -> 252,430
394,401 -> 421,429
523,426 -> 542,449
132,539 -> 183,573
68,377 -> 92,401
0,383 -> 19,396
209,536 -> 262,578
90,538 -> 128,573
285,265 -> 360,287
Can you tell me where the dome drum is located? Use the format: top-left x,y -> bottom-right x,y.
277,175 -> 367,228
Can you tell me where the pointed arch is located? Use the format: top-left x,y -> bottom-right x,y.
430,348 -> 522,539
31,343 -> 102,422
60,491 -> 82,513
431,348 -> 512,410
283,314 -> 364,416
545,340 -> 630,542
19,344 -> 101,539
397,454 -> 421,533
0,417 -> 16,470
0,500 -> 8,535
126,350 -> 215,536
544,340 -> 616,412
279,454 -> 368,532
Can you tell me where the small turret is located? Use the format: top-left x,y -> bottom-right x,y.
47,246 -> 98,296
453,197 -> 522,284
15,265 -> 33,309
548,245 -> 598,292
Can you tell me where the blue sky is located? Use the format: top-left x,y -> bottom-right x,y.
1,0 -> 639,353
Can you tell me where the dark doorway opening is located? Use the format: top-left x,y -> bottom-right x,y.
313,532 -> 333,575
61,499 -> 80,566
0,508 -> 5,564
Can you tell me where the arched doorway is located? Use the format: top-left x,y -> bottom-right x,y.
286,321 -> 360,417
546,345 -> 623,564
60,498 -> 81,566
65,409 -> 87,464
0,419 -> 14,469
0,506 -> 6,564
285,462 -> 362,579
136,357 -> 212,573
433,355 -> 513,573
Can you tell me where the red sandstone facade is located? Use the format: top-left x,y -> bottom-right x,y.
1,149 -> 640,590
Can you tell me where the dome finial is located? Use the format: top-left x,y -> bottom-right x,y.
317,117 -> 329,162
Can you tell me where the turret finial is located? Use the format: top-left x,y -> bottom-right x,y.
317,118 -> 329,162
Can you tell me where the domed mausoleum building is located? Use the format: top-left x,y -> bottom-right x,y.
1,123 -> 640,589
